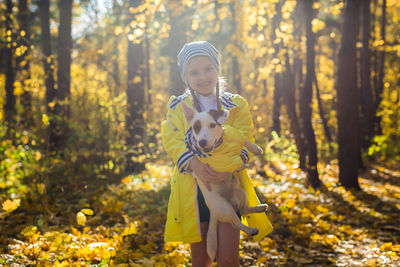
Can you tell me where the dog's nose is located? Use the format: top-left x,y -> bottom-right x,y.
198,139 -> 207,148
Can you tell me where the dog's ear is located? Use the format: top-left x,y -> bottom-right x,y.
181,101 -> 196,124
208,109 -> 229,124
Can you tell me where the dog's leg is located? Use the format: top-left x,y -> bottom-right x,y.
240,204 -> 268,215
244,140 -> 263,155
206,213 -> 218,261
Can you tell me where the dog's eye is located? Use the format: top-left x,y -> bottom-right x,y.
210,123 -> 216,128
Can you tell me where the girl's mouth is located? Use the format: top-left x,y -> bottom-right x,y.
198,81 -> 211,87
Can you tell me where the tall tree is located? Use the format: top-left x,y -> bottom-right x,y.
230,0 -> 241,93
17,0 -> 33,127
126,0 -> 145,173
301,0 -> 321,188
39,0 -> 57,149
166,0 -> 196,96
336,0 -> 361,190
55,0 -> 73,150
375,0 -> 386,135
4,0 -> 16,130
270,1 -> 284,136
360,0 -> 375,149
283,54 -> 306,170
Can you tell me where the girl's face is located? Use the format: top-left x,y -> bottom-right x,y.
186,56 -> 218,96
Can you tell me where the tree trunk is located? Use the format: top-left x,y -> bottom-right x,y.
17,0 -> 33,127
55,0 -> 73,150
336,0 -> 361,190
375,0 -> 386,135
302,0 -> 321,188
270,1 -> 284,136
126,0 -> 146,173
39,0 -> 57,149
360,0 -> 375,149
4,0 -> 16,129
230,0 -> 241,93
314,70 -> 333,147
166,0 -> 196,96
283,55 -> 307,169
272,73 -> 282,135
211,0 -> 221,47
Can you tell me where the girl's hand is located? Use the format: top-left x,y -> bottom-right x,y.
188,158 -> 232,191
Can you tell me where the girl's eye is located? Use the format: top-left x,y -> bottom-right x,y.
206,67 -> 212,72
190,71 -> 198,76
210,123 -> 216,128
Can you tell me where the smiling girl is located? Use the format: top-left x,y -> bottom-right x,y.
161,41 -> 272,267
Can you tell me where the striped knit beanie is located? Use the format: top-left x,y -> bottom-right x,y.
177,41 -> 220,85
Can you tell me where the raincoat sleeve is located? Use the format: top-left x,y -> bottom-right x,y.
161,97 -> 194,173
231,95 -> 256,164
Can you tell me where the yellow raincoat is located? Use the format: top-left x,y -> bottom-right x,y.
161,91 -> 273,243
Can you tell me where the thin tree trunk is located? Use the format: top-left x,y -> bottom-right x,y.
17,0 -> 33,127
272,73 -> 282,135
283,54 -> 307,169
360,0 -> 375,149
375,0 -> 386,135
336,0 -> 361,190
230,0 -> 241,93
211,0 -> 221,47
39,0 -> 56,149
55,0 -> 73,150
270,1 -> 284,136
126,0 -> 146,173
302,0 -> 321,188
167,0 -> 196,96
4,0 -> 16,130
314,70 -> 333,148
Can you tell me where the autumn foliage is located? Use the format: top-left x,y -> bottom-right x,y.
1,0 -> 400,266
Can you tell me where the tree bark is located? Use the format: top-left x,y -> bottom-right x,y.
302,0 -> 321,188
39,0 -> 57,149
55,0 -> 73,150
166,0 -> 196,96
270,1 -> 284,136
336,0 -> 361,190
230,0 -> 241,93
283,54 -> 307,169
17,0 -> 33,127
126,0 -> 146,173
360,0 -> 375,149
314,70 -> 333,148
375,0 -> 386,135
4,0 -> 16,129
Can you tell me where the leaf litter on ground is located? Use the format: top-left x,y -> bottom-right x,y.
0,161 -> 399,266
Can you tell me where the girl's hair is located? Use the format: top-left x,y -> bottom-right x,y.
189,77 -> 225,112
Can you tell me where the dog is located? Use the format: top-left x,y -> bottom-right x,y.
180,101 -> 268,260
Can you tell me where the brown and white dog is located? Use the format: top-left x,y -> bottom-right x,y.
181,101 -> 268,260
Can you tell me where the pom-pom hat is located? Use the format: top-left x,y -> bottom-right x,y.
177,41 -> 220,85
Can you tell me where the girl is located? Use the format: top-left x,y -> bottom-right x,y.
161,41 -> 272,267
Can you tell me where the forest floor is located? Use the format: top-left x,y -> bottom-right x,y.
0,160 -> 399,266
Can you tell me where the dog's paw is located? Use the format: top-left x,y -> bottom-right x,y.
250,228 -> 259,236
257,204 -> 268,213
255,146 -> 264,155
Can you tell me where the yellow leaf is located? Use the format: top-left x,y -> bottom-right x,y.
37,183 -> 46,195
122,222 -> 137,236
42,114 -> 49,126
81,208 -> 94,215
133,76 -> 142,84
2,199 -> 21,213
76,211 -> 86,225
121,176 -> 131,184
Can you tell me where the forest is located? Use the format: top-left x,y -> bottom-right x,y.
1,0 -> 400,266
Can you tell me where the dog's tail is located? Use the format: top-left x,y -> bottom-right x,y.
207,214 -> 218,261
